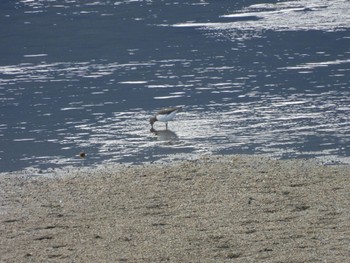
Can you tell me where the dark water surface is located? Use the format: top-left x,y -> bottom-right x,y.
1,0 -> 350,173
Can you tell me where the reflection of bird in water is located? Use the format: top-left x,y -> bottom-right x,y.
150,129 -> 179,142
149,107 -> 182,130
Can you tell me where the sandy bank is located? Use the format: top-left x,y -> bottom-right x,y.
1,155 -> 349,262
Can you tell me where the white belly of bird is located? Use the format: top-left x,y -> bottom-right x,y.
156,111 -> 177,122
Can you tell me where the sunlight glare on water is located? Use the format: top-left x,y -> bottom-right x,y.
0,0 -> 349,172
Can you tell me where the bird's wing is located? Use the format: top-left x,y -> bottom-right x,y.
157,107 -> 182,115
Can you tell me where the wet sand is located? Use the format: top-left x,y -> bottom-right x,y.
1,155 -> 349,262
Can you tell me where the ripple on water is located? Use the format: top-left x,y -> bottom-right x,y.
1,0 -> 349,172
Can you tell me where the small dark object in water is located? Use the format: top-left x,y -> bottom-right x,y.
79,152 -> 86,158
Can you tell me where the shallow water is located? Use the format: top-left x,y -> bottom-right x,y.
1,0 -> 350,172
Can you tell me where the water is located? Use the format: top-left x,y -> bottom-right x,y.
1,0 -> 350,173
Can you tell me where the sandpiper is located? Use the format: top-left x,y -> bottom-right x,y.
150,107 -> 182,130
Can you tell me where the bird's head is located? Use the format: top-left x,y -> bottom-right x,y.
149,117 -> 157,127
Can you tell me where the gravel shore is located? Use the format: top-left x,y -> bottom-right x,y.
1,155 -> 349,262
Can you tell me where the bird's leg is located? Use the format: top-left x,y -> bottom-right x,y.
166,122 -> 168,130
